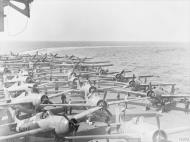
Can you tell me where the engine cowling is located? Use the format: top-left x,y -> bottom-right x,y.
97,100 -> 108,109
68,118 -> 79,133
89,86 -> 97,93
147,90 -> 155,97
32,94 -> 49,106
54,117 -> 79,135
129,80 -> 135,87
26,76 -> 34,83
115,74 -> 122,80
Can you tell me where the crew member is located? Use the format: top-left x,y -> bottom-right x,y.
32,84 -> 39,94
161,100 -> 166,113
61,94 -> 67,114
117,92 -> 120,100
68,99 -> 72,115
185,100 -> 190,114
55,79 -> 59,93
145,99 -> 150,111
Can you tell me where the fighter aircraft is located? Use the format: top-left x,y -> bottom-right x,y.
97,73 -> 158,90
42,69 -> 117,94
47,68 -> 98,81
41,90 -> 147,118
2,81 -> 50,95
68,77 -> 118,98
0,87 -> 75,114
65,113 -> 190,142
2,70 -> 49,85
113,83 -> 190,112
53,61 -> 114,73
0,96 -> 135,142
0,107 -> 102,141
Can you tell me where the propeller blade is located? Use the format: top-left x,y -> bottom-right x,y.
149,82 -> 152,91
105,109 -> 112,117
132,74 -> 136,81
156,115 -> 161,130
103,91 -> 107,102
120,70 -> 125,75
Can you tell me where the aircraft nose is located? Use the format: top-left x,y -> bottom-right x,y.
41,95 -> 52,104
54,116 -> 70,134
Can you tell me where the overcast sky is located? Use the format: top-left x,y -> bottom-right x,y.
0,0 -> 190,42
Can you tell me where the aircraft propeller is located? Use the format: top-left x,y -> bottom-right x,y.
41,95 -> 53,104
64,115 -> 79,137
97,91 -> 112,117
152,114 -> 168,142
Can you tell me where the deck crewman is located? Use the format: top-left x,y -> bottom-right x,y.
61,94 -> 67,114
185,100 -> 190,114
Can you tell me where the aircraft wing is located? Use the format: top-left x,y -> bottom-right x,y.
48,75 -> 68,78
55,63 -> 113,68
0,100 -> 33,108
97,86 -> 118,92
140,83 -> 176,87
107,97 -> 148,106
37,81 -> 69,88
33,75 -> 50,81
81,61 -> 111,64
82,63 -> 113,67
0,128 -> 51,141
93,75 -> 114,79
53,63 -> 74,68
40,103 -> 94,107
41,97 -> 147,108
37,82 -> 54,88
72,106 -> 102,120
48,90 -> 74,98
166,127 -> 190,135
3,62 -> 29,66
65,133 -> 140,140
138,75 -> 156,78
162,94 -> 190,98
113,88 -> 147,97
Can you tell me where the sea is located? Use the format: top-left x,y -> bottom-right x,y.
0,41 -> 190,94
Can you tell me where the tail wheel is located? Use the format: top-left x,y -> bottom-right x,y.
152,130 -> 168,142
